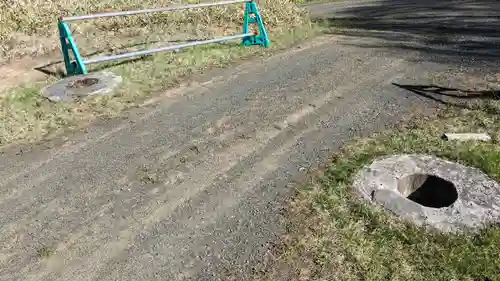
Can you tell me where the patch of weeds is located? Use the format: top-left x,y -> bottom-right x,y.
136,165 -> 160,184
179,155 -> 190,164
0,87 -> 83,145
36,245 -> 54,259
236,132 -> 252,140
258,100 -> 500,281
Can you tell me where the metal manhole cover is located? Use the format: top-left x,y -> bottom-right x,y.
41,71 -> 122,102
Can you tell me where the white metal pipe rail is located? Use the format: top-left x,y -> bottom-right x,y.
60,0 -> 250,22
83,33 -> 253,64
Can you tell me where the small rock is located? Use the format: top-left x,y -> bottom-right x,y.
442,133 -> 491,142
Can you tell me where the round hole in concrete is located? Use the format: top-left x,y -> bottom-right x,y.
67,78 -> 99,89
397,174 -> 458,208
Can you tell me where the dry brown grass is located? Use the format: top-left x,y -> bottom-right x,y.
0,0 -> 307,62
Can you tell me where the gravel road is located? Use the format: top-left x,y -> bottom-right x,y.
1,1 -> 498,280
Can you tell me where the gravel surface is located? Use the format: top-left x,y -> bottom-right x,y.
1,1 -> 498,280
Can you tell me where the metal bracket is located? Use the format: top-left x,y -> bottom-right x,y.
58,19 -> 87,76
242,1 -> 270,47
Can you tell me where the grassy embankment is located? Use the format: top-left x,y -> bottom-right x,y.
0,0 -> 321,146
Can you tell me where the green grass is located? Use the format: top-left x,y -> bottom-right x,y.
257,97 -> 500,280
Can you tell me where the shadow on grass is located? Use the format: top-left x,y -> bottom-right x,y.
313,0 -> 500,67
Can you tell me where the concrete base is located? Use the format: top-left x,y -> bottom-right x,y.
353,154 -> 500,233
41,71 -> 122,102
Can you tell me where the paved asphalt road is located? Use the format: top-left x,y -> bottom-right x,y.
0,1 -> 498,280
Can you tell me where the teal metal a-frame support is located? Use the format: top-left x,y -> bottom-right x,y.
58,1 -> 269,76
58,18 -> 87,76
242,1 -> 270,47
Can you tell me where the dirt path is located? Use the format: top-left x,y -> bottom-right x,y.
0,34 -> 441,281
0,55 -> 59,93
0,1 -> 498,280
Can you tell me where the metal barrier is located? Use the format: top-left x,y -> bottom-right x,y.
58,0 -> 270,76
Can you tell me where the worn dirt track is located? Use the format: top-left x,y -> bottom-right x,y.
1,1 -> 499,280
